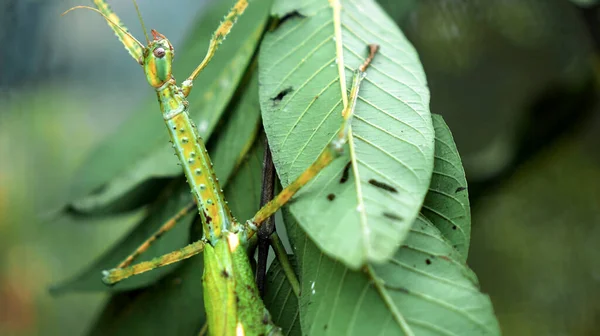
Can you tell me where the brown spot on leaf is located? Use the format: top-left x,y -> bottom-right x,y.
327,194 -> 335,201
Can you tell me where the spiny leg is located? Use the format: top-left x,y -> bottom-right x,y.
182,0 -> 249,97
91,0 -> 145,63
102,240 -> 206,285
245,44 -> 380,234
115,201 -> 196,269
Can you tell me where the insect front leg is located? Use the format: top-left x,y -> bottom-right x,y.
182,0 -> 249,97
114,201 -> 196,270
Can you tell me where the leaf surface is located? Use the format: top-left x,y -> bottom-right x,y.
86,253 -> 205,336
259,0 -> 434,268
422,115 -> 471,260
264,257 -> 302,336
284,210 -> 500,335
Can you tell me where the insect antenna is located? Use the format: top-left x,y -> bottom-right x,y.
132,0 -> 150,44
61,6 -> 145,50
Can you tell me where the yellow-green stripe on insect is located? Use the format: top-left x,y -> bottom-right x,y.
63,1 -> 379,335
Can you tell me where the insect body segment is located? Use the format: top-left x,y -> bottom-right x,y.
203,233 -> 279,336
166,111 -> 235,243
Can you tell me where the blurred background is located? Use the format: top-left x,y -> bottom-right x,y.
0,0 -> 598,335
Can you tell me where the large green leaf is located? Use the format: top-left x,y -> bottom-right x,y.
224,134 -> 265,221
69,0 -> 272,213
284,209 -> 500,335
86,252 -> 206,336
52,181 -> 195,292
209,72 -> 262,187
53,72 -> 263,292
264,257 -> 302,336
422,115 -> 471,261
259,0 -> 434,269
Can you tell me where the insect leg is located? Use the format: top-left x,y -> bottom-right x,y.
182,0 -> 249,97
115,201 -> 196,269
92,0 -> 145,63
102,240 -> 206,285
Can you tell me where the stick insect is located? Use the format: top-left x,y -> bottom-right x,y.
64,0 -> 379,334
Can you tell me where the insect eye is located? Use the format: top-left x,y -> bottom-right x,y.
153,47 -> 166,58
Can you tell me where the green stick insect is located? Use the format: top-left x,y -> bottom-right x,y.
64,0 -> 379,335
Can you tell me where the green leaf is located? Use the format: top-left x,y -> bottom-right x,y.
69,0 -> 272,212
375,0 -> 417,23
224,134 -> 265,221
86,253 -> 205,336
264,257 -> 302,336
69,178 -> 170,216
52,181 -> 196,293
209,70 -> 262,188
284,210 -> 500,335
259,0 -> 435,269
54,71 -> 263,292
422,114 -> 471,261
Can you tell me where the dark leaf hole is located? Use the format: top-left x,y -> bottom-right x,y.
383,212 -> 403,221
339,162 -> 351,183
274,10 -> 305,30
368,179 -> 398,193
270,87 -> 293,103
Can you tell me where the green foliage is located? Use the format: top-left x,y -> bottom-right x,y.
263,257 -> 301,335
57,0 -> 501,334
274,115 -> 499,335
86,253 -> 206,336
422,115 -> 471,261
